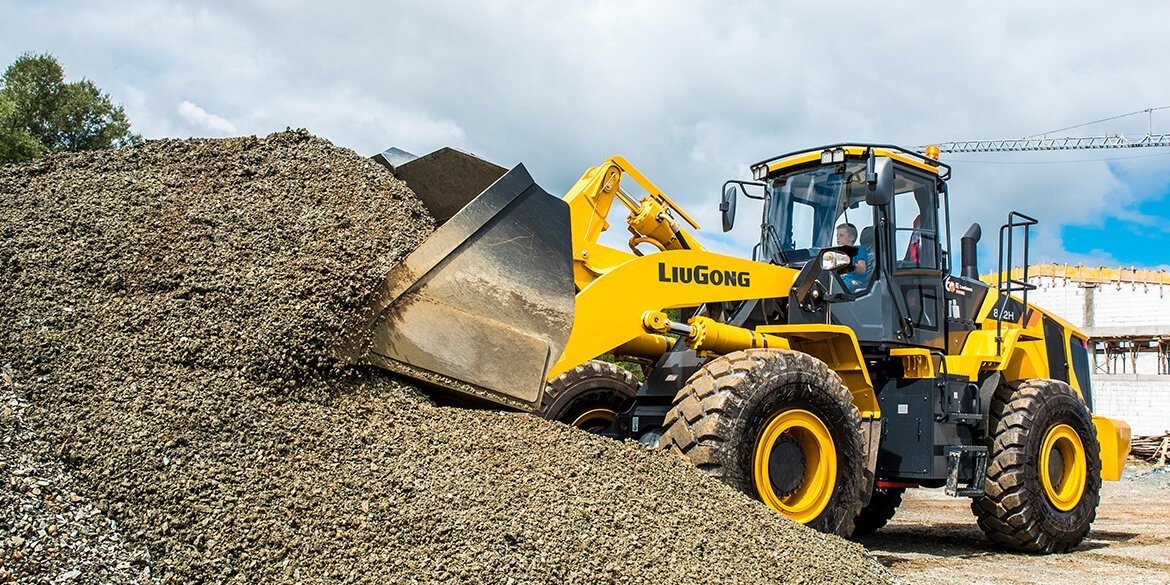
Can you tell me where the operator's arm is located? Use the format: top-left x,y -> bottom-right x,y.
853,246 -> 868,274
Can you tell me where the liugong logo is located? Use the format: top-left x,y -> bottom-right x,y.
657,263 -> 750,287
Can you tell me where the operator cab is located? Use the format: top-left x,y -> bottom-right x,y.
734,144 -> 954,350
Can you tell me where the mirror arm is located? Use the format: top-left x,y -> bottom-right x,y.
739,181 -> 767,201
866,148 -> 877,186
720,180 -> 766,233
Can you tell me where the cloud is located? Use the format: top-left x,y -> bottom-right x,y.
4,1 -> 1170,266
177,100 -> 237,136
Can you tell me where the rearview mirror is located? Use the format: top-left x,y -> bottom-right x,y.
720,183 -> 738,232
866,156 -> 893,206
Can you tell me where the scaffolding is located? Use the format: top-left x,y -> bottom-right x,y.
1094,335 -> 1170,375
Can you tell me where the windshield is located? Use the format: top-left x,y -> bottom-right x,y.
762,162 -> 870,265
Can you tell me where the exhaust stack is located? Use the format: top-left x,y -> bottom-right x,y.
961,222 -> 982,280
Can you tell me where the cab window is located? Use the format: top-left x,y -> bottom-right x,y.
892,171 -> 940,270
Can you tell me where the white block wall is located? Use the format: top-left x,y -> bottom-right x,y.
1093,375 -> 1170,436
1093,285 -> 1170,328
1026,279 -> 1087,327
1027,277 -> 1170,330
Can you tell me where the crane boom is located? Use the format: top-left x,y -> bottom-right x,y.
917,133 -> 1170,154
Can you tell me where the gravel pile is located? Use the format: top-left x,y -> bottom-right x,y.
0,131 -> 890,583
2,380 -> 151,583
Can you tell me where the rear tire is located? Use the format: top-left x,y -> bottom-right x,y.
852,487 -> 904,536
971,378 -> 1102,553
661,349 -> 864,536
539,360 -> 638,432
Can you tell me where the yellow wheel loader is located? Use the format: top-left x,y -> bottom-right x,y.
343,143 -> 1131,552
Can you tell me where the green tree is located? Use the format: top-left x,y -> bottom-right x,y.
0,93 -> 45,163
0,52 -> 140,164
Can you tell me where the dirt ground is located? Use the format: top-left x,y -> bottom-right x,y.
860,461 -> 1170,584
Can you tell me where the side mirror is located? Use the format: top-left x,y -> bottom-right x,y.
720,183 -> 738,232
821,246 -> 858,275
866,156 -> 894,206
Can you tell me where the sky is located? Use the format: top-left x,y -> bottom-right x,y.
4,0 -> 1170,271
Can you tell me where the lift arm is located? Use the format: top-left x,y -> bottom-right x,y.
563,156 -> 704,289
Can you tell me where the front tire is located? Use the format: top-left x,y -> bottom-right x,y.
538,360 -> 638,432
661,349 -> 864,536
972,378 -> 1102,553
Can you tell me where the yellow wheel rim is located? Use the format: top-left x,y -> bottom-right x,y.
570,408 -> 617,428
1039,423 -> 1087,512
753,409 -> 837,524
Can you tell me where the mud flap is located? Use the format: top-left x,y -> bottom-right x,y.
336,163 -> 575,411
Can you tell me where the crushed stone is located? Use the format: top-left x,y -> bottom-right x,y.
1,380 -> 152,583
0,130 -> 890,583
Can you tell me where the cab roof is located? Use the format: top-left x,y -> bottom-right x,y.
752,143 -> 951,181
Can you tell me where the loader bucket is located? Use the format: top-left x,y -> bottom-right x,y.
373,146 -> 511,225
337,160 -> 576,411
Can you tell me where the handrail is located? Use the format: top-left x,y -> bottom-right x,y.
996,211 -> 1039,355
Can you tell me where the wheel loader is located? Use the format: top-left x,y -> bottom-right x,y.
340,143 -> 1131,552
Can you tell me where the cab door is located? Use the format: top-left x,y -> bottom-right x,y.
890,170 -> 946,349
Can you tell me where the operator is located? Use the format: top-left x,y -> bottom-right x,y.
835,223 -> 868,289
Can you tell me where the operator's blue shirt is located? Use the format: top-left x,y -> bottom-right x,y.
841,246 -> 869,290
